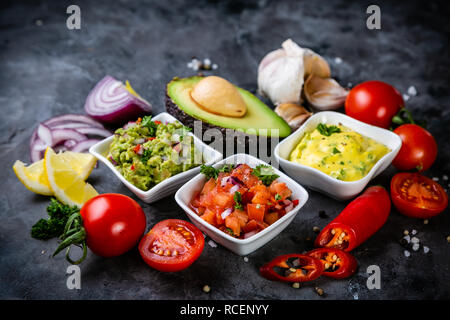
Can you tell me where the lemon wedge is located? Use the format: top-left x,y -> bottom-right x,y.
13,159 -> 53,196
44,148 -> 99,207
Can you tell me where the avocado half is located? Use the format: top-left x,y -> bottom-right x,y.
165,76 -> 291,138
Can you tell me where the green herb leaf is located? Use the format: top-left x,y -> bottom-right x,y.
141,116 -> 158,137
31,198 -> 79,240
200,165 -> 219,179
332,147 -> 341,154
234,191 -> 243,210
219,164 -> 235,174
141,148 -> 151,163
317,123 -> 341,136
252,164 -> 279,186
275,194 -> 282,201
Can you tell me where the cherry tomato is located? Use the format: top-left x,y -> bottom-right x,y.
259,254 -> 324,283
392,124 -> 437,171
345,81 -> 404,128
138,219 -> 204,272
306,248 -> 358,279
390,173 -> 448,219
80,193 -> 146,257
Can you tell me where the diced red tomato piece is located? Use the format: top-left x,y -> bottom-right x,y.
201,178 -> 216,195
264,212 -> 279,225
225,215 -> 241,236
242,219 -> 268,233
201,209 -> 215,225
247,204 -> 266,222
269,181 -> 292,200
233,209 -> 249,228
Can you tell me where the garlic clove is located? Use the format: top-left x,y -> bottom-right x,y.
275,103 -> 312,130
303,49 -> 331,79
304,74 -> 348,111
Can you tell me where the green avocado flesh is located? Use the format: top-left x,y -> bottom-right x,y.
166,76 -> 291,137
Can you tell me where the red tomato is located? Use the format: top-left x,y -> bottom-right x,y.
390,173 -> 448,219
345,81 -> 404,128
392,124 -> 437,171
138,219 -> 204,272
80,193 -> 146,257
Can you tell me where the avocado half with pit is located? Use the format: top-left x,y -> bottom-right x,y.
165,76 -> 291,139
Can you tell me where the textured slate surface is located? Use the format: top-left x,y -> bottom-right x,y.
0,0 -> 449,300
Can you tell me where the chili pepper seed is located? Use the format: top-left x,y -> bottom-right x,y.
447,236 -> 450,243
292,282 -> 300,289
315,287 -> 325,296
403,230 -> 409,236
313,226 -> 320,233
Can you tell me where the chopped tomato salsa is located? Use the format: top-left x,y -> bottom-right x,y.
191,164 -> 299,239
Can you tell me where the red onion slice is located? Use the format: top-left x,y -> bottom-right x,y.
244,230 -> 259,239
73,126 -> 112,138
43,114 -> 105,129
70,139 -> 101,153
229,184 -> 240,194
37,124 -> 53,147
221,208 -> 233,220
285,203 -> 294,213
84,75 -> 152,124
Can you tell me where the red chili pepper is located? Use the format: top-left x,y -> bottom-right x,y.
154,120 -> 162,125
147,137 -> 155,141
130,164 -> 135,171
306,248 -> 357,279
133,144 -> 141,153
315,186 -> 390,252
259,254 -> 324,283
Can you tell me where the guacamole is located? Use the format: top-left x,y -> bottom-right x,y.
108,116 -> 203,190
289,124 -> 390,181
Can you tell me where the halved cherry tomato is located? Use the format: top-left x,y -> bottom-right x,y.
138,219 -> 204,272
392,124 -> 437,172
390,173 -> 448,219
260,254 -> 323,283
306,248 -> 357,279
315,186 -> 391,252
345,80 -> 404,129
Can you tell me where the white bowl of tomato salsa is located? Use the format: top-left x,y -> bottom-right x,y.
174,153 -> 309,256
274,111 -> 402,201
89,112 -> 223,203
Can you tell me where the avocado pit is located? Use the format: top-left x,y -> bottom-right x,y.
190,76 -> 247,118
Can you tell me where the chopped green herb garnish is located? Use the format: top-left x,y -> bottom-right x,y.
317,123 -> 341,136
141,116 -> 158,137
234,191 -> 243,210
332,147 -> 341,154
141,148 -> 151,163
219,164 -> 235,174
252,164 -> 279,186
200,165 -> 219,179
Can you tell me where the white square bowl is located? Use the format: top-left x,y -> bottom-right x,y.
274,111 -> 402,201
174,153 -> 309,256
89,112 -> 223,203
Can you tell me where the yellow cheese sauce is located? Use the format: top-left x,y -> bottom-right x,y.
289,124 -> 390,181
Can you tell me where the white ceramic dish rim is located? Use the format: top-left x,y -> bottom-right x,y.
274,111 -> 402,185
175,153 -> 309,244
89,112 -> 223,197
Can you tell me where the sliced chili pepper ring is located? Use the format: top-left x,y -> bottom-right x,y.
260,254 -> 324,283
306,248 -> 358,279
315,224 -> 353,250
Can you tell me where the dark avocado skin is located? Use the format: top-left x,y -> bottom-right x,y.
165,91 -> 278,155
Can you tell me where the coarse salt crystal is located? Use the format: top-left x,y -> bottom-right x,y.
243,257 -> 249,262
212,63 -> 218,70
433,177 -> 439,181
412,243 -> 420,251
334,57 -> 343,64
208,240 -> 217,248
443,175 -> 448,181
411,229 -> 417,235
411,237 -> 420,244
403,235 -> 411,243
407,86 -> 417,96
404,250 -> 411,257
403,94 -> 410,101
423,246 -> 430,254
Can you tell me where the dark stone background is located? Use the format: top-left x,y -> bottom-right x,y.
1,0 -> 449,300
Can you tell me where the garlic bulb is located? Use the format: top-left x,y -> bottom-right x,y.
275,103 -> 312,130
304,74 -> 348,111
257,39 -> 305,105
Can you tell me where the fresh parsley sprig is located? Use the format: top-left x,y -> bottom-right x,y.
251,164 -> 279,186
317,123 -> 341,136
